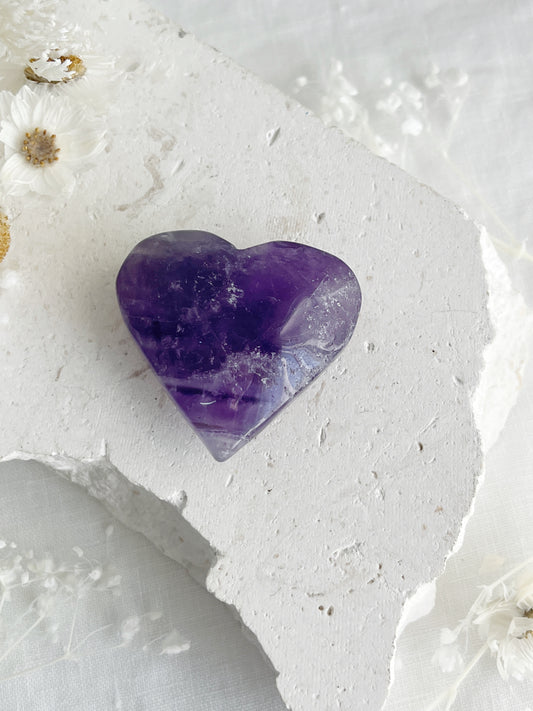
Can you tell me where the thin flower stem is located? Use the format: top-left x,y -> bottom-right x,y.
142,632 -> 168,649
485,556 -> 533,591
442,94 -> 466,154
425,642 -> 490,711
6,598 -> 40,637
469,557 -> 533,620
69,623 -> 114,655
450,556 -> 533,641
0,615 -> 44,665
5,568 -> 80,591
0,653 -> 70,684
0,622 -> 115,684
0,620 -> 107,681
66,596 -> 79,654
6,576 -> 54,590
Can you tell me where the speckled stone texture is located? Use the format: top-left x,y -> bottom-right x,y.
116,231 -> 361,460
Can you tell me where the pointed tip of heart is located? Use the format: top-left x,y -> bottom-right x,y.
196,428 -> 249,462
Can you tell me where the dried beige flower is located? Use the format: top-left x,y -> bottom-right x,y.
429,557 -> 533,710
0,211 -> 10,263
24,51 -> 86,84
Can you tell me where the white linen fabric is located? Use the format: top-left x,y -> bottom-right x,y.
0,461 -> 286,710
1,1 -> 532,709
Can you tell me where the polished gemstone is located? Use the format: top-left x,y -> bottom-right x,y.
116,231 -> 361,461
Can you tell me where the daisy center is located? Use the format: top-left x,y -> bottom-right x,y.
0,212 -> 10,263
21,128 -> 61,167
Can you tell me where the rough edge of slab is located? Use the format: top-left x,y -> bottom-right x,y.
386,228 -> 532,700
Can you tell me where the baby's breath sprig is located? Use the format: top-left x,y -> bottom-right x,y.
0,529 -> 190,684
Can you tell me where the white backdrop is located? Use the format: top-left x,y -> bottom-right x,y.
1,1 -> 533,709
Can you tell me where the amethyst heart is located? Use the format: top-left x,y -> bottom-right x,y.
116,231 -> 361,461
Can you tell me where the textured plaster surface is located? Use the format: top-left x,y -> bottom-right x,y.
0,1 -> 529,709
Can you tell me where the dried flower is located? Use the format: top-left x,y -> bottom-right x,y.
120,616 -> 142,646
158,629 -> 191,655
292,59 -> 469,167
0,85 -> 106,196
432,639 -> 463,674
429,557 -> 533,710
25,49 -> 87,84
0,531 -> 189,682
472,570 -> 533,681
0,211 -> 9,263
1,47 -> 120,116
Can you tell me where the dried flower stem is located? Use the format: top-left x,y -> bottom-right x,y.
460,556 -> 533,632
65,596 -> 79,655
428,556 -> 533,710
425,642 -> 490,711
140,631 -> 168,649
0,623 -> 114,685
0,615 -> 45,665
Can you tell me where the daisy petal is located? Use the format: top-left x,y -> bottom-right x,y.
40,163 -> 74,195
0,90 -> 14,118
9,85 -> 33,127
0,121 -> 23,151
0,154 -> 34,195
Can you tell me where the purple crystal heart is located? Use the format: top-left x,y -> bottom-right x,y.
116,231 -> 361,461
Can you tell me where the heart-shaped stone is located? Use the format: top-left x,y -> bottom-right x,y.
116,231 -> 361,461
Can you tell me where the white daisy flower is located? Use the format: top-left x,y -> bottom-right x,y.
0,85 -> 106,197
